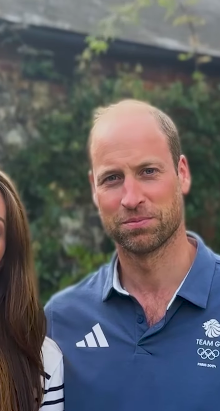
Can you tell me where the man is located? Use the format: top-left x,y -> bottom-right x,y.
45,99 -> 220,411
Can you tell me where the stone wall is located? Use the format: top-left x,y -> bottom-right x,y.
0,47 -> 109,254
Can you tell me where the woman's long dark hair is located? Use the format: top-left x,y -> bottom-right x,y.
0,171 -> 46,411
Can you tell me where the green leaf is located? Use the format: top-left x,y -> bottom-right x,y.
178,52 -> 193,61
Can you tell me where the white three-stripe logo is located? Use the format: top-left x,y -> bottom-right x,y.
76,323 -> 109,347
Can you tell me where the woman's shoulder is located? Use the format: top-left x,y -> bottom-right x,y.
42,336 -> 63,377
42,336 -> 63,356
41,337 -> 64,410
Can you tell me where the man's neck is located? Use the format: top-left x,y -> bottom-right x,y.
116,226 -> 197,326
117,226 -> 197,300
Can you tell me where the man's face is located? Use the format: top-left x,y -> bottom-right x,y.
90,108 -> 191,255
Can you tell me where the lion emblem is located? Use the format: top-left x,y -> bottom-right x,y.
203,319 -> 220,338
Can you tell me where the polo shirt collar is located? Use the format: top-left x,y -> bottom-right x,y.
177,232 -> 216,308
102,232 -> 216,307
102,252 -> 117,301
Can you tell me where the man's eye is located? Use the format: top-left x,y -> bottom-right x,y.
143,168 -> 157,175
105,175 -> 120,182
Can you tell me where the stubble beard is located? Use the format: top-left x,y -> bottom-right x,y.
100,190 -> 184,256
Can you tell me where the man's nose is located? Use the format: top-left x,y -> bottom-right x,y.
121,177 -> 145,210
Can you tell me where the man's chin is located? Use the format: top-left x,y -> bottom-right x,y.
106,225 -> 158,246
119,227 -> 155,238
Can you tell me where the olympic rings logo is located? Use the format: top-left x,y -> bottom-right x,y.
197,348 -> 219,361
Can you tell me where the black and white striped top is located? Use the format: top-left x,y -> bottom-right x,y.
41,337 -> 64,410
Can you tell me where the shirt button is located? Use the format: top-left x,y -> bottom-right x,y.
137,315 -> 144,324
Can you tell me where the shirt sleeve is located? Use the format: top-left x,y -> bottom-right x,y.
41,356 -> 64,411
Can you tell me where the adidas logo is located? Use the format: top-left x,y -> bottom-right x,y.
76,323 -> 109,348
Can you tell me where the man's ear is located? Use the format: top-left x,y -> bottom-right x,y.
178,155 -> 191,195
88,170 -> 98,207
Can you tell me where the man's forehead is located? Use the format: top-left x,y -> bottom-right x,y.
91,109 -> 166,154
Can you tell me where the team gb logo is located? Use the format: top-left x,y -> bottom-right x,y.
203,319 -> 220,338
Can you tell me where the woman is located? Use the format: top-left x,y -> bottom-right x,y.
0,171 -> 64,411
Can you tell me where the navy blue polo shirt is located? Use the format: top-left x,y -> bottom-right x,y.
45,233 -> 220,411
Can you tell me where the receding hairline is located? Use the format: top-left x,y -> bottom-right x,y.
94,99 -> 151,117
87,99 -> 181,171
91,100 -> 157,133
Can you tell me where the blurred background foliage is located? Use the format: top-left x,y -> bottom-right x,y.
3,63 -> 220,303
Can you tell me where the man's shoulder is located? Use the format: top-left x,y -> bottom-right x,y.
45,262 -> 110,311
